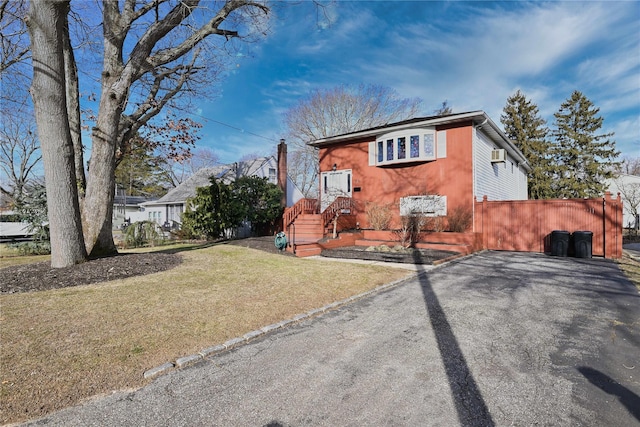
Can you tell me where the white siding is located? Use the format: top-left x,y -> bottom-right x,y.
473,129 -> 528,201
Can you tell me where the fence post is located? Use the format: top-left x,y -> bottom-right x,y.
603,193 -> 607,259
482,195 -> 488,250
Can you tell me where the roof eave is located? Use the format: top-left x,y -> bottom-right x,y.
309,111 -> 486,147
309,111 -> 531,172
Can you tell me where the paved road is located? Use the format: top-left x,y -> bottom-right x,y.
22,252 -> 640,426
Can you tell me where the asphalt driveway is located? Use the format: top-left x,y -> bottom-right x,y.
22,251 -> 639,426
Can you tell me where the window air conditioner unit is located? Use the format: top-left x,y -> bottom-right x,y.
491,149 -> 506,163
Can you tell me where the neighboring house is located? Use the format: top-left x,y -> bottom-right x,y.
112,193 -> 157,229
308,111 -> 530,229
0,192 -> 12,215
140,156 -> 304,229
0,194 -> 33,242
607,173 -> 640,229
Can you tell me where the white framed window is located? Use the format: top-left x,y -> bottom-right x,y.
369,128 -> 439,166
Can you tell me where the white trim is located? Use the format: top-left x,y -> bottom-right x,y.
372,127 -> 437,166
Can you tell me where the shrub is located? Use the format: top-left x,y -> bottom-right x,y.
423,216 -> 446,232
8,240 -> 51,255
182,176 -> 283,239
123,221 -> 164,248
9,183 -> 51,254
395,214 -> 426,248
365,201 -> 394,230
447,206 -> 473,232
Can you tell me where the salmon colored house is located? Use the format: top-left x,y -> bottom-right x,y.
282,111 -> 531,256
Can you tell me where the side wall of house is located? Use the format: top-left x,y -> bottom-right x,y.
318,122 -> 475,229
473,129 -> 528,201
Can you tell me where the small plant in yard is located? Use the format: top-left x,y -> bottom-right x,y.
447,205 -> 473,232
423,215 -> 446,232
9,240 -> 51,255
365,201 -> 394,230
123,221 -> 164,248
395,214 -> 426,248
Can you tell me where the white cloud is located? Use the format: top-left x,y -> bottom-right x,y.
207,1 -> 639,163
328,1 -> 638,150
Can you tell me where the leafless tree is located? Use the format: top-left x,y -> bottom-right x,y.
618,156 -> 640,176
0,117 -> 41,203
433,100 -> 452,116
613,175 -> 640,233
27,0 -> 270,266
284,84 -> 422,196
1,0 -> 30,108
160,147 -> 221,188
26,0 -> 87,266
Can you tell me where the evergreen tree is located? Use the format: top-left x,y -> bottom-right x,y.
182,178 -> 241,239
182,176 -> 283,239
115,137 -> 168,198
434,100 -> 453,116
551,91 -> 620,198
234,176 -> 284,234
501,90 -> 553,199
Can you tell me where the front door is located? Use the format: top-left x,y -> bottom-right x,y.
320,169 -> 352,212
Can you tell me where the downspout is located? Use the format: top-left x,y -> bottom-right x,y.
472,126 -> 477,232
277,139 -> 288,208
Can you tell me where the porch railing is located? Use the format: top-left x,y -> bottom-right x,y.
321,196 -> 355,228
283,198 -> 319,229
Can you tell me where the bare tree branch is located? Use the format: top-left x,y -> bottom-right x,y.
0,0 -> 30,74
0,112 -> 41,203
284,84 -> 423,196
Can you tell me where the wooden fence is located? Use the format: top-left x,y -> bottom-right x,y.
473,192 -> 623,258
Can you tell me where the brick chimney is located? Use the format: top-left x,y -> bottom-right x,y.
277,139 -> 287,207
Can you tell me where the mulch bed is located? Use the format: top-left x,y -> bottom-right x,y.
1,252 -> 182,294
320,246 -> 459,264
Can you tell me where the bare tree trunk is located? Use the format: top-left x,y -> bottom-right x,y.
26,0 -> 87,267
83,91 -> 121,256
81,2 -> 125,257
62,13 -> 86,197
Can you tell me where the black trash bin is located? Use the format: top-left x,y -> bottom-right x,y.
573,231 -> 593,258
551,230 -> 570,257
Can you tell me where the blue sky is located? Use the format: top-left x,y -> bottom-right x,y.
192,0 -> 639,164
